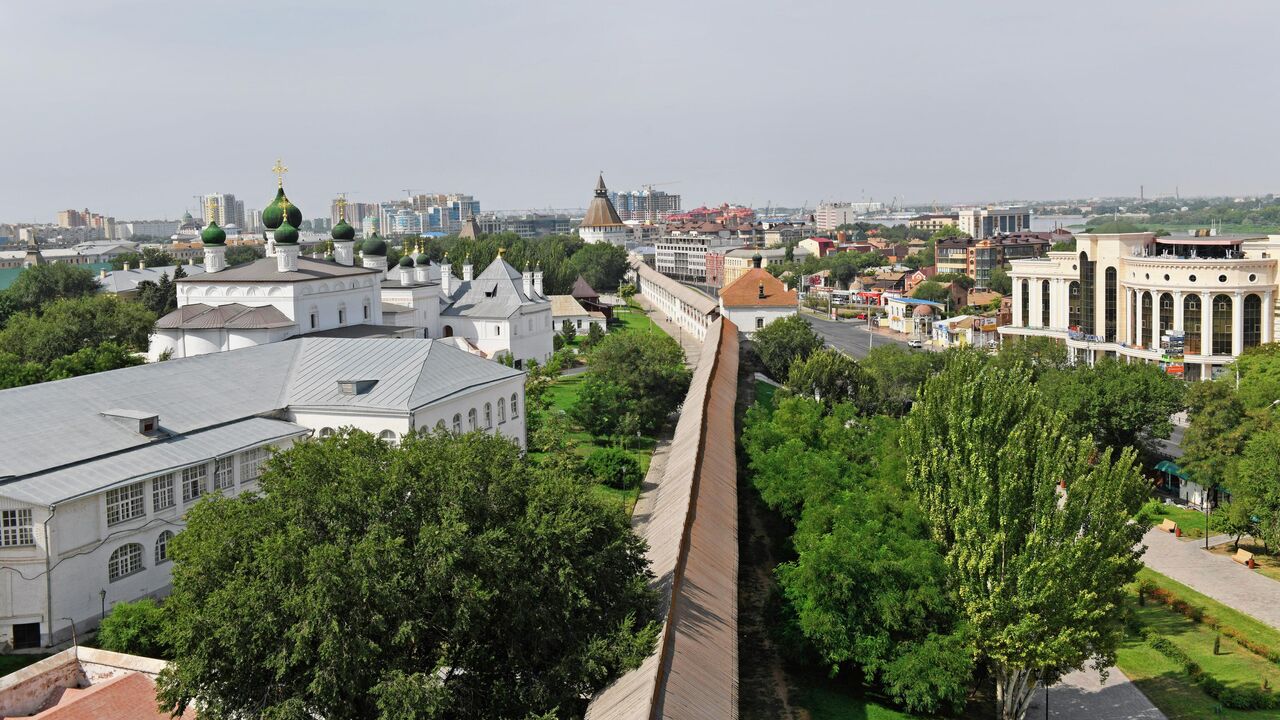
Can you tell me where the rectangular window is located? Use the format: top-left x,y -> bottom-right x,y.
239,447 -> 269,484
152,474 -> 175,511
310,313 -> 318,329
182,464 -> 206,503
106,483 -> 145,526
0,509 -> 34,547
213,457 -> 234,491
338,308 -> 346,324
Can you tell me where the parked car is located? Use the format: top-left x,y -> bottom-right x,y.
907,339 -> 924,349
855,313 -> 867,320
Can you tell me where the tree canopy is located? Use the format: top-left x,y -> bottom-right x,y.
910,280 -> 950,304
1036,357 -> 1185,454
0,295 -> 154,364
570,330 -> 690,437
752,315 -> 823,380
110,247 -> 176,271
0,262 -> 101,323
159,430 -> 657,719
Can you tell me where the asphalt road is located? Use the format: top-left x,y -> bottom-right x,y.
801,313 -> 913,359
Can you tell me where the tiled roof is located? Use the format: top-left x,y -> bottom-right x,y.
718,268 -> 797,308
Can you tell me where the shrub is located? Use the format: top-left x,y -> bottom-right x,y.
96,599 -> 169,658
587,447 -> 643,490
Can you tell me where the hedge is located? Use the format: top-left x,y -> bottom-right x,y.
1140,585 -> 1280,667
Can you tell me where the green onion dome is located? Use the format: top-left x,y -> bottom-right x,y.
399,255 -> 415,268
262,187 -> 303,230
362,233 -> 387,256
200,220 -> 226,246
415,249 -> 431,265
273,220 -> 300,245
325,253 -> 336,262
331,218 -> 355,241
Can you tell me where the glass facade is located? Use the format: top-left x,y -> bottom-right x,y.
1021,280 -> 1029,327
1041,280 -> 1051,327
1159,292 -> 1174,345
1142,292 -> 1154,348
1104,268 -> 1117,342
1079,252 -> 1096,335
1184,295 -> 1201,355
1068,281 -> 1081,329
1212,294 -> 1232,356
1244,293 -> 1262,349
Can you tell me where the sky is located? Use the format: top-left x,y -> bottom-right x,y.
3,0 -> 1280,222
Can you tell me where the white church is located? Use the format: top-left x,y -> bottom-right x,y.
149,177 -> 554,368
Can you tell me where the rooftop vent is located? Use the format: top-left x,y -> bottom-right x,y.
337,379 -> 378,396
101,408 -> 160,435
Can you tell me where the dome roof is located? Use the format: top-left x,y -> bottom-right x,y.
273,220 -> 300,245
399,255 -> 415,268
415,250 -> 431,265
362,233 -> 387,256
331,218 -> 355,241
262,187 -> 302,230
200,220 -> 226,246
912,304 -> 935,317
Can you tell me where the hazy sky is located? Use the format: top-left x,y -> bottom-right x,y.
3,0 -> 1279,222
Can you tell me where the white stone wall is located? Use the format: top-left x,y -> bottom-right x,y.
721,306 -> 795,337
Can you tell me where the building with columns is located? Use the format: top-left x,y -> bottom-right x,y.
1001,232 -> 1278,380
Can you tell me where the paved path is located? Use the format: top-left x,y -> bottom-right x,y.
1024,667 -> 1166,720
629,296 -> 703,364
1142,527 -> 1280,629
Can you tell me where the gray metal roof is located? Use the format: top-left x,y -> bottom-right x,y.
0,417 -> 308,506
0,338 -> 519,482
155,303 -> 295,330
441,256 -> 548,319
180,256 -> 376,283
98,265 -> 206,293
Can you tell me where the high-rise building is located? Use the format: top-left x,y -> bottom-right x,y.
815,202 -> 885,231
610,187 -> 682,222
202,194 -> 245,229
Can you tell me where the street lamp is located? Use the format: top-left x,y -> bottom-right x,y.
99,588 -> 106,622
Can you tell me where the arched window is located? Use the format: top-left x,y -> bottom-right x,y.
435,419 -> 446,431
1141,292 -> 1153,348
1159,292 -> 1174,343
108,543 -> 144,581
452,414 -> 462,434
318,427 -> 335,439
510,393 -> 519,418
1068,281 -> 1081,329
498,398 -> 506,423
1212,294 -> 1232,355
155,531 -> 173,565
379,429 -> 399,447
1244,294 -> 1262,349
468,408 -> 477,431
1184,295 -> 1202,354
1041,279 -> 1050,327
1020,280 -> 1029,328
484,403 -> 493,428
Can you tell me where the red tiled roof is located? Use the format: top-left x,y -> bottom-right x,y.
719,268 -> 797,307
33,673 -> 194,720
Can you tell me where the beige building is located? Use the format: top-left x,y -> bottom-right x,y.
1002,232 -> 1279,381
907,213 -> 959,233
957,206 -> 1031,238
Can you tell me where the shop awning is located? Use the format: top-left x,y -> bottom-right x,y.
1154,459 -> 1190,480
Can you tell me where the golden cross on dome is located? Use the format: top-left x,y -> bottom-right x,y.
271,158 -> 288,188
335,194 -> 347,221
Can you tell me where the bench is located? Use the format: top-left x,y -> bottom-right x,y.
1233,549 -> 1256,568
1159,518 -> 1178,534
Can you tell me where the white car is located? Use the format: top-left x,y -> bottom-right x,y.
907,339 -> 923,349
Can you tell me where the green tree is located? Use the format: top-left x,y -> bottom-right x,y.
1036,358 -> 1185,454
581,322 -> 606,351
44,341 -> 142,381
989,266 -> 1013,295
586,446 -> 643,490
910,280 -> 949,304
568,243 -> 629,293
752,315 -> 822,380
1180,380 -> 1250,494
560,319 -> 577,345
1230,344 -> 1280,410
785,348 -> 876,413
993,336 -> 1070,380
98,599 -> 169,658
617,283 -> 636,303
158,430 -> 657,719
134,266 -> 185,317
859,344 -> 943,415
0,295 -> 155,364
0,263 -> 101,322
110,247 -> 176,271
902,352 -> 1148,720
1234,428 -> 1280,552
223,245 -> 265,267
929,224 -> 969,241
570,332 -> 689,436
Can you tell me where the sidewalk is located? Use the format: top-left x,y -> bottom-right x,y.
1142,527 -> 1280,629
629,295 -> 703,364
1024,667 -> 1166,720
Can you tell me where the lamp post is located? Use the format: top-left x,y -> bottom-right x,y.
99,588 -> 106,622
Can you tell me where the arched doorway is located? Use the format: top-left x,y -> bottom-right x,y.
443,325 -> 453,337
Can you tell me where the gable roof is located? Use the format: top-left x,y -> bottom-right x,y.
549,295 -> 591,318
155,303 -> 295,330
719,268 -> 797,308
99,265 -> 206,293
441,256 -> 547,318
570,275 -> 599,299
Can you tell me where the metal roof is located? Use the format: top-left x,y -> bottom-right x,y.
98,265 -> 206,293
155,303 -> 295,330
180,256 -> 376,283
0,338 -> 519,482
0,417 -> 307,506
441,256 -> 548,319
549,295 -> 591,318
587,319 -> 739,720
631,261 -> 719,317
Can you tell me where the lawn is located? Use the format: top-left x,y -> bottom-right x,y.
611,304 -> 662,335
1145,501 -> 1226,539
754,379 -> 778,410
1209,540 -> 1280,582
1115,568 -> 1280,719
794,681 -> 922,719
0,654 -> 49,677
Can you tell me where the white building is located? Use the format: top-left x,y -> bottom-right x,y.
0,337 -> 526,649
815,202 -> 885,231
1001,232 -> 1279,380
577,175 -> 631,247
956,206 -> 1031,239
717,261 -> 798,336
436,252 -> 554,367
550,295 -> 605,334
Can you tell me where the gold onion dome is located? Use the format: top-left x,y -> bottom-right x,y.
200,220 -> 226,246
